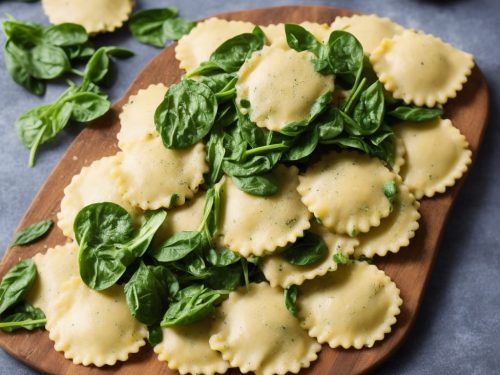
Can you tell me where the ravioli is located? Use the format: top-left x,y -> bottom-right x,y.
298,262 -> 402,349
355,181 -> 420,257
220,165 -> 311,257
262,22 -> 330,49
236,46 -> 334,131
330,14 -> 404,54
261,223 -> 358,288
26,242 -> 79,315
46,277 -> 147,367
57,155 -> 140,239
370,30 -> 474,107
297,151 -> 396,235
112,137 -> 207,210
42,0 -> 133,34
154,318 -> 229,375
395,118 -> 472,199
209,283 -> 321,375
118,84 -> 168,150
176,17 -> 255,72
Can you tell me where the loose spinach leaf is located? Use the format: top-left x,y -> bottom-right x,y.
206,248 -> 241,267
327,30 -> 364,84
0,259 -> 37,315
383,180 -> 397,205
387,106 -> 443,122
129,8 -> 178,47
24,43 -> 70,80
125,263 -> 177,325
4,41 -> 45,95
42,23 -> 88,47
0,302 -> 46,333
151,231 -> 204,262
68,92 -> 110,122
284,285 -> 299,317
285,23 -> 323,56
231,174 -> 278,196
10,219 -> 52,247
147,325 -> 163,346
124,210 -> 167,259
155,79 -> 218,148
204,132 -> 226,186
163,17 -> 196,41
74,202 -> 134,246
160,287 -> 221,327
282,232 -> 327,266
352,81 -> 385,135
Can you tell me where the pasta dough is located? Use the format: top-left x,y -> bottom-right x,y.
354,181 -> 420,257
236,46 -> 334,131
220,165 -> 311,257
297,151 -> 396,235
330,14 -> 404,54
393,136 -> 406,174
395,118 -> 472,199
262,22 -> 330,49
42,0 -> 133,34
154,318 -> 229,375
118,84 -> 168,150
298,262 -> 402,349
57,155 -> 140,239
112,137 -> 207,210
261,223 -> 358,288
370,30 -> 474,107
46,277 -> 147,367
26,242 -> 79,315
209,283 -> 321,375
176,17 -> 255,72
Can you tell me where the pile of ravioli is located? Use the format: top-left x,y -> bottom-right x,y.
25,14 -> 473,375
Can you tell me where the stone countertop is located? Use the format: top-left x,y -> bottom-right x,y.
0,0 -> 498,374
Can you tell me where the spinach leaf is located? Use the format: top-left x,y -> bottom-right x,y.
199,72 -> 237,94
124,263 -> 177,325
285,23 -> 323,56
74,202 -> 134,246
129,8 -> 178,47
222,152 -> 281,177
10,219 -> 52,247
68,92 -> 110,122
327,30 -> 364,84
155,79 -> 218,148
204,132 -> 225,186
123,210 -> 167,259
151,231 -> 204,262
160,286 -> 221,327
199,184 -> 222,243
317,108 -> 345,141
4,41 -> 45,95
204,264 -> 242,291
383,180 -> 397,205
322,136 -> 372,154
387,106 -> 443,122
283,127 -> 319,162
282,232 -> 327,266
0,259 -> 37,315
0,303 -> 46,333
163,18 -> 197,41
351,81 -> 385,135
147,325 -> 163,346
284,285 -> 298,317
42,23 -> 88,47
206,248 -> 241,267
231,174 -> 278,196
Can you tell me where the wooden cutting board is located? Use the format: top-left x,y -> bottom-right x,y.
0,5 -> 489,375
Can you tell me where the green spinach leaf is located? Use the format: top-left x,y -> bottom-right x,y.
387,106 -> 443,122
151,231 -> 204,262
231,174 -> 278,196
282,232 -> 327,266
284,285 -> 298,317
10,219 -> 52,247
352,81 -> 385,135
0,259 -> 37,315
0,303 -> 46,333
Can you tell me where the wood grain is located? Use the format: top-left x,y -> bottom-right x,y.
0,6 -> 489,375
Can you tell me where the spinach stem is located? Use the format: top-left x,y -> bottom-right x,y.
28,130 -> 44,167
70,68 -> 84,77
242,143 -> 288,159
343,77 -> 367,114
0,318 -> 46,328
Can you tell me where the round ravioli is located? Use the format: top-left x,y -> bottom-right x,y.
262,22 -> 330,49
57,155 -> 141,239
154,318 -> 229,375
176,17 -> 255,72
297,151 -> 396,235
118,84 -> 168,150
42,0 -> 133,34
298,262 -> 402,349
395,118 -> 471,199
26,242 -> 79,315
112,137 -> 207,210
209,283 -> 321,375
330,14 -> 404,54
153,192 -> 206,246
220,165 -> 311,257
46,277 -> 147,367
370,30 -> 474,107
354,181 -> 420,257
261,223 -> 358,288
236,46 -> 334,131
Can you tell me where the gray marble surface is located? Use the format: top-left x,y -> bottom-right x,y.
0,0 -> 499,374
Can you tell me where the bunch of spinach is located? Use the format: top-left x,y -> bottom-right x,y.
2,17 -> 95,95
129,7 -> 196,47
0,259 -> 46,332
15,46 -> 133,167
